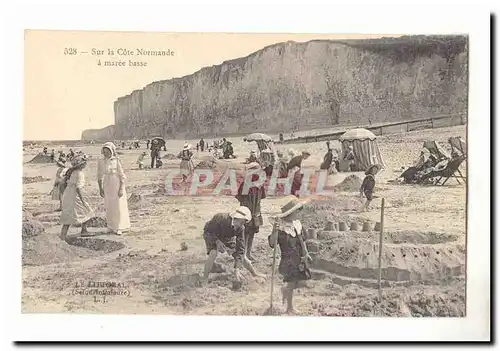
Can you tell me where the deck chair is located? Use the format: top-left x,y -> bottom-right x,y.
418,155 -> 466,185
449,136 -> 467,157
448,137 -> 467,180
423,140 -> 451,161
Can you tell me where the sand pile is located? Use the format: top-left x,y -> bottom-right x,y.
22,210 -> 45,238
319,284 -> 465,317
195,159 -> 217,169
163,153 -> 177,160
27,153 -> 53,164
128,193 -> 148,210
23,176 -> 50,184
22,234 -> 124,266
333,174 -> 363,192
74,216 -> 107,228
299,197 -> 364,230
312,230 -> 465,282
22,233 -> 95,266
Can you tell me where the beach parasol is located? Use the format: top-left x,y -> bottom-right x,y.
243,133 -> 273,142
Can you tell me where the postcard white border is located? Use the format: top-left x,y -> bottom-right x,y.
3,0 -> 492,343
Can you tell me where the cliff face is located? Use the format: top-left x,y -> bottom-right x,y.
81,125 -> 115,140
83,35 -> 468,140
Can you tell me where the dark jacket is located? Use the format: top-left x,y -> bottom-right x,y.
203,213 -> 245,269
235,174 -> 266,230
287,155 -> 303,171
361,174 -> 376,193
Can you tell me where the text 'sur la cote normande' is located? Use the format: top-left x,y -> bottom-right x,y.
63,47 -> 175,67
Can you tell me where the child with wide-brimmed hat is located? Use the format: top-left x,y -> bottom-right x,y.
59,154 -> 95,241
268,195 -> 312,315
202,205 -> 265,285
360,164 -> 382,212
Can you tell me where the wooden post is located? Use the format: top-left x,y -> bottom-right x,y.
431,118 -> 434,129
378,198 -> 385,300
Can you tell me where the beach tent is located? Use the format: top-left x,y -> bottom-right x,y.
339,128 -> 386,171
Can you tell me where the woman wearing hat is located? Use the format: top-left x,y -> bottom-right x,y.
98,142 -> 131,235
360,164 -> 382,212
59,154 -> 95,241
268,195 -> 312,314
235,162 -> 266,262
50,158 -> 69,211
202,205 -> 264,284
177,143 -> 194,183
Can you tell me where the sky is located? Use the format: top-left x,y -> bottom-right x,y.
24,31 -> 389,140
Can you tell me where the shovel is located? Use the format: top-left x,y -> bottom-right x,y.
264,222 -> 279,315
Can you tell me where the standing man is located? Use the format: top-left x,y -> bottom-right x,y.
150,139 -> 161,169
286,151 -> 311,197
146,140 -> 150,150
199,138 -> 205,152
235,162 -> 266,262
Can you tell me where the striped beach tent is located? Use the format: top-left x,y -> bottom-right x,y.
339,128 -> 386,172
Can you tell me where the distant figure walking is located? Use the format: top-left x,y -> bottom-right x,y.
199,138 -> 205,152
146,140 -> 150,149
279,132 -> 284,144
97,142 -> 131,235
177,143 -> 194,183
150,139 -> 161,169
59,155 -> 94,241
50,149 -> 55,162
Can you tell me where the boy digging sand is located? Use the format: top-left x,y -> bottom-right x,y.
360,164 -> 382,212
202,206 -> 265,285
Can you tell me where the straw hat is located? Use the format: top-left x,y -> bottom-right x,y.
276,195 -> 308,218
246,162 -> 261,170
183,143 -> 190,150
229,206 -> 252,222
365,164 -> 382,175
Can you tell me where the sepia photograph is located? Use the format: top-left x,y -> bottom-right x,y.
6,3 -> 491,342
23,30 -> 469,316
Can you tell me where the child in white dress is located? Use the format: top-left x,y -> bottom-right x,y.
98,142 -> 131,235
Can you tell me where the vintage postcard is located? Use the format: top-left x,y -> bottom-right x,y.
16,22 -> 490,342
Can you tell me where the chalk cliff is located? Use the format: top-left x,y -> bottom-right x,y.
82,35 -> 468,140
81,125 -> 115,140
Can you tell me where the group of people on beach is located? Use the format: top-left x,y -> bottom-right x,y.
48,136 -> 382,314
51,142 -> 131,241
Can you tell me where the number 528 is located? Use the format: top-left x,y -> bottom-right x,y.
64,48 -> 77,55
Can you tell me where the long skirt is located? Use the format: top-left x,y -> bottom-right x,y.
180,159 -> 194,176
60,185 -> 94,225
103,174 -> 131,231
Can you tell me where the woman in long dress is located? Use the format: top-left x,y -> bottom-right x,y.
177,143 -> 194,183
59,155 -> 95,241
97,142 -> 131,235
50,158 -> 69,211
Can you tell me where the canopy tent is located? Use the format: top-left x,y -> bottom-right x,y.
243,133 -> 273,142
339,128 -> 386,171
